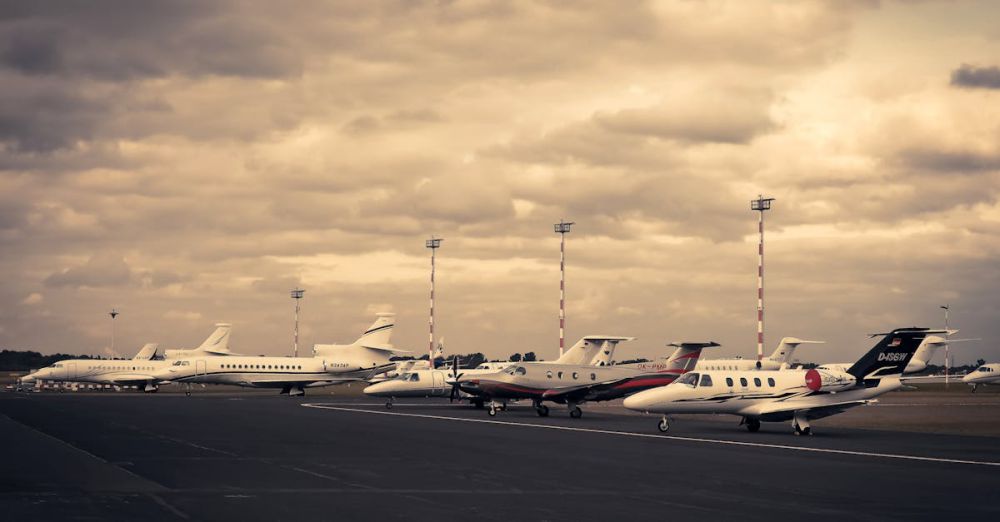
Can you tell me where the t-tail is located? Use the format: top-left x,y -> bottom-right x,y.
554,336 -> 635,366
665,342 -> 719,373
197,323 -> 232,354
847,327 -> 938,384
768,337 -> 824,364
356,313 -> 395,350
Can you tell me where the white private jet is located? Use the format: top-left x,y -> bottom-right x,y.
963,363 -> 1000,391
20,323 -> 242,392
696,337 -> 824,372
623,327 -> 940,435
154,313 -> 406,396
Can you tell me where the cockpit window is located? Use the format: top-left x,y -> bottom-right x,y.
978,367 -> 992,373
515,367 -> 526,376
409,373 -> 420,382
676,372 -> 699,387
699,374 -> 713,387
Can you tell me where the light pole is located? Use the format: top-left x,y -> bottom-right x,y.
426,237 -> 443,367
941,305 -> 950,387
109,308 -> 119,358
750,195 -> 775,366
554,220 -> 574,359
291,288 -> 305,358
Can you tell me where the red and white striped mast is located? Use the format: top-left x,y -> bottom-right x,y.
426,237 -> 443,368
554,220 -> 574,358
750,195 -> 774,366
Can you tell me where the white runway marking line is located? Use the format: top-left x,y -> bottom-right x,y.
302,403 -> 1000,468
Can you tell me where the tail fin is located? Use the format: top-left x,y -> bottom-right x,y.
356,313 -> 395,350
131,343 -> 159,360
555,336 -> 635,365
847,328 -> 936,381
664,342 -> 719,373
767,337 -> 824,364
197,323 -> 232,354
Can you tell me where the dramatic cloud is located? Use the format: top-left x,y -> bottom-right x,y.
951,64 -> 1000,89
1,1 -> 999,365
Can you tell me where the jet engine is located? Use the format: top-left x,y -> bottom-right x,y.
804,368 -> 856,392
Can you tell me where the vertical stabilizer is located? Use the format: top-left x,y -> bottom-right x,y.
555,336 -> 635,365
131,343 -> 159,360
768,337 -> 824,364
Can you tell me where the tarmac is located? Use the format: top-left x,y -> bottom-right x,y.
1,389 -> 999,521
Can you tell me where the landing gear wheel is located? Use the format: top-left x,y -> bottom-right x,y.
535,405 -> 550,417
185,390 -> 191,397
488,405 -> 498,417
746,418 -> 761,433
657,416 -> 670,433
385,400 -> 393,410
499,403 -> 507,411
569,406 -> 582,419
793,423 -> 812,436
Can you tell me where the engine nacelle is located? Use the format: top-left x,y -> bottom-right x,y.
805,368 -> 856,392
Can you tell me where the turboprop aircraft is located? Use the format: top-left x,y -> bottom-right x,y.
623,327 -> 939,435
154,313 -> 405,396
457,338 -> 717,418
696,337 -> 824,371
20,323 -> 240,392
963,363 -> 1000,391
363,357 -> 514,408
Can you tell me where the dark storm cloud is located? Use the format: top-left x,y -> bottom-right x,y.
950,64 -> 1000,89
902,149 -> 1000,173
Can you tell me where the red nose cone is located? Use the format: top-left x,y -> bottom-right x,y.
805,369 -> 822,391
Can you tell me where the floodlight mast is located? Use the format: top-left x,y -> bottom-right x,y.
941,305 -> 950,387
109,308 -> 119,359
750,195 -> 775,365
554,220 -> 574,358
427,237 -> 443,366
291,288 -> 305,358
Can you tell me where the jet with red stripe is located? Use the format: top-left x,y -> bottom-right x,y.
457,340 -> 717,418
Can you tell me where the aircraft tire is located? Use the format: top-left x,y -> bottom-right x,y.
657,417 -> 669,433
569,406 -> 582,419
385,401 -> 393,410
746,419 -> 761,433
535,405 -> 549,417
488,405 -> 497,416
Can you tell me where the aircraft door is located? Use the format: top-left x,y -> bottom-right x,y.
196,360 -> 207,376
66,363 -> 77,380
432,371 -> 445,395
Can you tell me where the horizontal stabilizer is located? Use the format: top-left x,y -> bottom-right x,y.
667,341 -> 720,349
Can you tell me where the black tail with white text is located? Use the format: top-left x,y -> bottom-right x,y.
847,327 -> 930,384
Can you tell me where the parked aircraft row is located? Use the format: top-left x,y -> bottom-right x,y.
18,314 -> 997,434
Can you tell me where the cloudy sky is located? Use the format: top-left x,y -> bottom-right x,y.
2,0 -> 999,365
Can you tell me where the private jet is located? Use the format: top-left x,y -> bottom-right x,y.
623,327 -> 939,435
964,363 -> 1000,391
154,313 -> 405,396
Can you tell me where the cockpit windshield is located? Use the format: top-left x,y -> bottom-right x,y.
675,372 -> 699,387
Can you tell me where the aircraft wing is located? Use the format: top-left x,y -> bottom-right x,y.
540,378 -> 632,402
753,399 -> 873,423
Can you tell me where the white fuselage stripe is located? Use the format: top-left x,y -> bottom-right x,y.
301,403 -> 1000,468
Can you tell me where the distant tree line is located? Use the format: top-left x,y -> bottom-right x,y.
0,350 -> 97,371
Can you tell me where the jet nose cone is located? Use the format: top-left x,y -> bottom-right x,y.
364,381 -> 391,396
623,388 -> 662,412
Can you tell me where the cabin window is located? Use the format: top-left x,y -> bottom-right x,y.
699,374 -> 713,387
572,372 -> 579,380
546,371 -> 553,379
767,377 -> 775,387
739,377 -> 748,387
591,373 -> 597,381
558,371 -> 564,379
753,377 -> 761,387
726,377 -> 734,387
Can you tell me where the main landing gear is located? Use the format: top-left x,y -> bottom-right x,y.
385,397 -> 394,410
487,401 -> 508,416
741,417 -> 761,433
533,400 -> 549,417
792,413 -> 812,436
568,405 -> 582,419
658,415 -> 670,433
